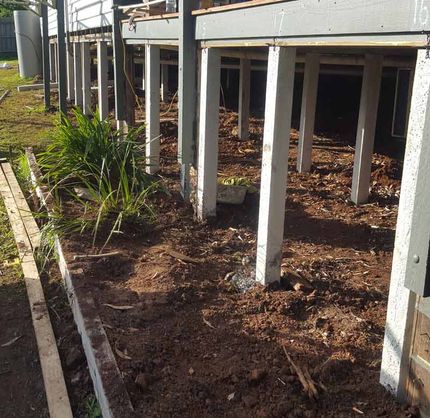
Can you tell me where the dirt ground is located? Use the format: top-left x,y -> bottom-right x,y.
0,198 -> 49,417
43,265 -> 100,417
58,104 -> 419,417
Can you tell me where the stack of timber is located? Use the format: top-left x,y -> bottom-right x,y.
121,0 -> 167,18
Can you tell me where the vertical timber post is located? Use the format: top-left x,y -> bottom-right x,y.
97,41 -> 109,120
56,0 -> 67,115
73,43 -> 83,108
141,59 -> 145,92
50,43 -> 56,82
178,0 -> 198,200
255,46 -> 296,285
125,45 -> 135,127
81,42 -> 92,115
196,48 -> 221,221
161,64 -> 169,103
66,45 -> 75,102
380,50 -> 430,400
55,44 -> 59,83
112,4 -> 126,129
238,58 -> 251,140
41,4 -> 50,109
64,0 -> 73,102
297,53 -> 320,173
351,54 -> 383,204
145,44 -> 160,174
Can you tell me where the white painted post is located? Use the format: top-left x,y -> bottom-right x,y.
297,53 -> 320,173
141,61 -> 145,92
48,44 -> 53,84
255,46 -> 296,285
145,44 -> 160,174
66,45 -> 75,101
351,54 -> 383,204
197,48 -> 221,221
178,0 -> 199,200
380,50 -> 430,400
238,58 -> 251,140
55,42 -> 59,84
97,41 -> 109,120
161,64 -> 169,102
81,42 -> 92,115
73,42 -> 83,108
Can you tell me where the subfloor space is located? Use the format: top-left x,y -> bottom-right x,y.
57,104 -> 418,417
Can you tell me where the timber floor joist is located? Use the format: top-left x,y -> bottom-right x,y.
120,0 -> 430,47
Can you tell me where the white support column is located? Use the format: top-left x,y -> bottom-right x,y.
141,61 -> 145,92
255,46 -> 296,285
238,58 -> 251,140
297,53 -> 320,173
380,50 -> 429,401
197,48 -> 221,221
161,64 -> 169,102
351,54 -> 383,204
66,45 -> 75,102
145,44 -> 160,174
54,43 -> 59,82
73,42 -> 83,108
97,41 -> 109,120
81,42 -> 92,115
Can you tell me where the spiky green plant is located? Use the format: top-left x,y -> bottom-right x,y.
83,395 -> 102,418
37,109 -> 159,249
15,152 -> 32,195
38,109 -> 149,188
35,209 -> 93,269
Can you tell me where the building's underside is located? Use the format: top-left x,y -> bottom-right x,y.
42,0 -> 430,415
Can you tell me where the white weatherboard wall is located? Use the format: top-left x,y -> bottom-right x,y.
48,8 -> 57,36
48,0 -> 113,36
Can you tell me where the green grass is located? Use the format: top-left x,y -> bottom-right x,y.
0,56 -> 33,89
0,198 -> 24,297
0,57 -> 57,156
83,395 -> 102,418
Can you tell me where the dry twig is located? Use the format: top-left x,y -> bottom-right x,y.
73,251 -> 121,260
103,303 -> 134,311
282,345 -> 318,399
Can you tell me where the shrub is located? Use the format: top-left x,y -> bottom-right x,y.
37,109 -> 159,248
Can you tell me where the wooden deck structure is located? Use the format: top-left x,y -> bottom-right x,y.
41,0 -> 430,414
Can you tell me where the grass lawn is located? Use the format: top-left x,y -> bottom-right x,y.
0,55 -> 53,279
0,53 -> 53,371
0,196 -> 21,295
0,54 -> 50,372
0,55 -> 57,157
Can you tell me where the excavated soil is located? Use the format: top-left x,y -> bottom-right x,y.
60,107 -> 418,417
